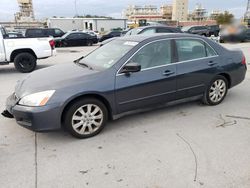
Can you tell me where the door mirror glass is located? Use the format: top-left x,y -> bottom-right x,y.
120,62 -> 141,74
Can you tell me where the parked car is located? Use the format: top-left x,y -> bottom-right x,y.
125,25 -> 182,36
0,26 -> 55,73
25,28 -> 65,38
2,34 -> 247,138
220,27 -> 250,43
207,25 -> 220,37
54,31 -> 98,47
99,31 -> 121,42
182,26 -> 210,36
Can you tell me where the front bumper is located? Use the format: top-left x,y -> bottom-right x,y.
4,93 -> 62,131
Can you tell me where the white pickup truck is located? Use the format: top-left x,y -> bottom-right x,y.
0,26 -> 55,73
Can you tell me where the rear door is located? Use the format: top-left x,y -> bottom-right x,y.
115,39 -> 177,113
78,33 -> 89,46
65,33 -> 79,46
174,38 -> 219,99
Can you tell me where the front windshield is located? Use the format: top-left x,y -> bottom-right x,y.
81,40 -> 138,70
181,26 -> 192,32
125,28 -> 142,36
62,32 -> 70,38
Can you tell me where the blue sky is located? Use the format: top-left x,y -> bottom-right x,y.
0,0 -> 247,21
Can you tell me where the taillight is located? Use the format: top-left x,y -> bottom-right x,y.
49,40 -> 55,50
242,55 -> 246,65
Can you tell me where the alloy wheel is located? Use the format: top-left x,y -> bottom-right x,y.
209,79 -> 226,103
71,104 -> 103,135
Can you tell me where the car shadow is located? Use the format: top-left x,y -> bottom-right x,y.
31,91 -> 239,141
38,100 -> 202,142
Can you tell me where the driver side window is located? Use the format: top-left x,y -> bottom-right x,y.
130,40 -> 172,70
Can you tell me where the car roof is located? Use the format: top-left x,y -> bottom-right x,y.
117,33 -> 205,43
138,25 -> 178,30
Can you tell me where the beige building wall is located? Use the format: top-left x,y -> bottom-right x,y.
172,0 -> 188,21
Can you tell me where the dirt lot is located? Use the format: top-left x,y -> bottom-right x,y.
0,43 -> 250,188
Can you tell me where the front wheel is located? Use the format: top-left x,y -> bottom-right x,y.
63,98 -> 108,139
14,52 -> 37,73
202,76 -> 228,106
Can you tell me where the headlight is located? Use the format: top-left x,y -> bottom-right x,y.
19,90 -> 55,107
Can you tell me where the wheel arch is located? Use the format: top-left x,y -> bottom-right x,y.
218,73 -> 231,88
10,49 -> 37,62
61,93 -> 113,125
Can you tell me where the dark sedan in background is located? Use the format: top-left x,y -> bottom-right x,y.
182,25 -> 210,36
98,31 -> 122,42
125,25 -> 182,36
2,34 -> 247,138
54,31 -> 98,47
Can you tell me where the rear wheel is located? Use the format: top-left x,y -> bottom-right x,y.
202,75 -> 228,105
14,52 -> 37,73
87,40 -> 93,46
63,98 -> 108,139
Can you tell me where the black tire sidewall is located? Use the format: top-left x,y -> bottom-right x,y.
63,98 -> 108,139
204,76 -> 228,106
14,53 -> 37,73
87,40 -> 93,46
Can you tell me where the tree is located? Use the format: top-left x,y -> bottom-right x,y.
215,11 -> 234,25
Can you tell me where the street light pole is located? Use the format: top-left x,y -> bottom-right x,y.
74,0 -> 78,17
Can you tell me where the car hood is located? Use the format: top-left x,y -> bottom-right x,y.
15,63 -> 99,98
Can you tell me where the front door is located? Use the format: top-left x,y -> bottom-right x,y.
174,38 -> 220,99
115,39 -> 177,113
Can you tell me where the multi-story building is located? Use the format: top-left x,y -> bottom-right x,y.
15,0 -> 35,22
172,0 -> 188,21
160,5 -> 173,20
210,10 -> 222,20
189,3 -> 207,21
123,4 -> 173,22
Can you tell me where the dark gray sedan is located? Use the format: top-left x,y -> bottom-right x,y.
2,34 -> 247,138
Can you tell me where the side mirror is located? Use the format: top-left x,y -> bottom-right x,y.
120,62 -> 141,74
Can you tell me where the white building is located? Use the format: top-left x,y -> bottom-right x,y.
172,0 -> 188,21
47,18 -> 127,33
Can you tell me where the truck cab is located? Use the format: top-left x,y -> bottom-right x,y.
0,25 -> 55,73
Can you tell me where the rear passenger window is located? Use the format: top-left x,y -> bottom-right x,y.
176,39 -> 206,61
157,28 -> 172,33
206,44 -> 217,56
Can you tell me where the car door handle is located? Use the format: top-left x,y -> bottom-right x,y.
208,61 -> 217,66
163,70 -> 175,76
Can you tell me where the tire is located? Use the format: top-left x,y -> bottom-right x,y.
202,75 -> 228,106
63,98 -> 108,139
14,52 -> 37,73
87,40 -> 93,46
219,39 -> 224,43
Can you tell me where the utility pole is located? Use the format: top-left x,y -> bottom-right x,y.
245,0 -> 250,27
74,0 -> 78,17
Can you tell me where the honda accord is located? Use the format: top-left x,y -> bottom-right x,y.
2,34 -> 247,138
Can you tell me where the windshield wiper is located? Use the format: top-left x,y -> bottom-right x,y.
74,56 -> 84,63
74,57 -> 93,70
